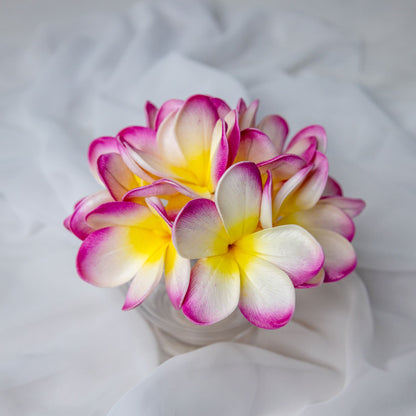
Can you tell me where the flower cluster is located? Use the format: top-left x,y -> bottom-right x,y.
65,95 -> 365,329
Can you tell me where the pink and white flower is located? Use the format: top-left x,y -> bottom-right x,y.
261,151 -> 365,284
76,199 -> 190,310
117,95 -> 240,197
172,162 -> 324,329
65,95 -> 365,327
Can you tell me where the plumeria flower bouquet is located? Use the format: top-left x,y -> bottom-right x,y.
65,95 -> 365,329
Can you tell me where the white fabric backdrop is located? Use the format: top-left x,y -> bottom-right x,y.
1,0 -> 415,415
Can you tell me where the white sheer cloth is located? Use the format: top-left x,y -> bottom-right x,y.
1,1 -> 415,415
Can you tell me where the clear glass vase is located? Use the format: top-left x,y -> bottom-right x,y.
139,282 -> 256,360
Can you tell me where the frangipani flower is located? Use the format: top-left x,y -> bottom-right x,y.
118,94 -> 240,198
65,95 -> 365,327
261,151 -> 365,283
172,162 -> 324,329
64,134 -> 153,241
76,199 -> 190,310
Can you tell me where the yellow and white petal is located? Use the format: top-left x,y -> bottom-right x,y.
182,254 -> 240,325
164,243 -> 191,310
122,247 -> 167,310
173,199 -> 229,259
174,95 -> 219,183
235,251 -> 295,329
216,162 -> 262,242
156,110 -> 187,169
77,226 -> 163,288
235,224 -> 324,286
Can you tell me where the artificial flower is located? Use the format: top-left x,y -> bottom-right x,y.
172,162 -> 324,328
76,198 -> 190,310
117,94 -> 240,197
65,95 -> 365,326
261,151 -> 365,283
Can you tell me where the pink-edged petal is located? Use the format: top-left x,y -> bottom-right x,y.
236,98 -> 247,114
173,198 -> 229,259
88,136 -> 118,182
122,248 -> 166,310
164,243 -> 191,309
224,110 -> 240,165
124,179 -> 199,205
272,165 -> 313,219
210,97 -> 231,118
319,196 -> 366,218
258,154 -> 307,181
260,171 -> 273,229
276,204 -> 355,241
97,153 -> 139,201
286,135 -> 317,164
216,162 -> 262,242
77,226 -> 163,287
322,176 -> 343,197
234,128 -> 278,164
155,99 -> 184,130
235,224 -> 324,286
156,110 -> 187,169
116,144 -> 155,183
174,94 -> 218,160
239,99 -> 259,130
296,268 -> 325,288
116,127 -> 156,182
117,126 -> 156,154
309,228 -> 357,282
207,120 -> 229,192
287,125 -> 327,154
257,114 -> 289,154
86,201 -> 153,229
69,190 -> 113,240
122,141 -> 181,182
275,152 -> 329,216
235,252 -> 295,329
145,101 -> 158,129
182,254 -> 240,325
